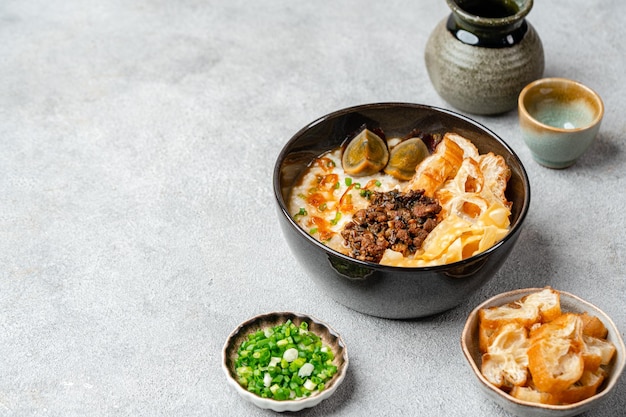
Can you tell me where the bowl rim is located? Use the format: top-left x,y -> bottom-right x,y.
518,77 -> 605,133
460,287 -> 626,411
221,310 -> 349,410
272,101 -> 531,271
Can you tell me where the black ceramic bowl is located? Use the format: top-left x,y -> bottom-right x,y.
273,103 -> 530,319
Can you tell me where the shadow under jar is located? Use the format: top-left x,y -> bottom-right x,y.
425,0 -> 544,115
273,103 -> 531,319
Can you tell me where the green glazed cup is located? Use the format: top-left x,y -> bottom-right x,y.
518,77 -> 604,169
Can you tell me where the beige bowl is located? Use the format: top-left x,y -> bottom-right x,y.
461,288 -> 625,417
222,311 -> 349,412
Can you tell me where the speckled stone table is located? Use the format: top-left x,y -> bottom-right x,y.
1,1 -> 624,416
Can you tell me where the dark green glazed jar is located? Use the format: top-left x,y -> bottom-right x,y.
425,0 -> 544,115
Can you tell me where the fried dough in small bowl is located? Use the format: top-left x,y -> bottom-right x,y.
461,287 -> 625,417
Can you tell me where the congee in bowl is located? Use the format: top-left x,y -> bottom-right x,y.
273,103 -> 530,319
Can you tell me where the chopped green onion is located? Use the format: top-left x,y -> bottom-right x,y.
330,211 -> 342,225
334,181 -> 340,189
318,202 -> 327,211
375,180 -> 382,187
303,379 -> 317,391
309,227 -> 318,235
345,177 -> 352,186
294,208 -> 307,219
233,320 -> 338,401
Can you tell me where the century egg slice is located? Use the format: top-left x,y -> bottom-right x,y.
341,127 -> 389,177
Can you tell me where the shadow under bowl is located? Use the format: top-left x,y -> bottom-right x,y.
273,103 -> 531,319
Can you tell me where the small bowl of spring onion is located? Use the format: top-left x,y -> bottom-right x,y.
221,311 -> 349,412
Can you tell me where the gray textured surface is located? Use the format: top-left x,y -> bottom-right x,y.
1,1 -> 624,416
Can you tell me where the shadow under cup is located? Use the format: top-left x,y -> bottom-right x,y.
518,77 -> 604,169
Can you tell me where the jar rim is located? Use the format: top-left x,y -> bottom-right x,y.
446,0 -> 533,26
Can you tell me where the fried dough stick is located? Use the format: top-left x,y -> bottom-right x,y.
405,134 -> 465,197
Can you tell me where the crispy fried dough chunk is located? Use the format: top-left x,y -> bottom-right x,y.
510,385 -> 555,405
552,369 -> 606,405
582,334 -> 616,372
446,132 -> 479,160
478,152 -> 511,209
406,135 -> 464,197
436,158 -> 488,221
528,313 -> 585,394
481,323 -> 529,388
579,312 -> 609,339
479,288 -> 560,352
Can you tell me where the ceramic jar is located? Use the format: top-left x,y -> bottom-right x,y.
425,0 -> 544,115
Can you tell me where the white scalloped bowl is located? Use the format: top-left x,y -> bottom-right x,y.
461,288 -> 626,417
222,311 -> 349,412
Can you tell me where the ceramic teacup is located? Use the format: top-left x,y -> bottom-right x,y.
518,77 -> 604,169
